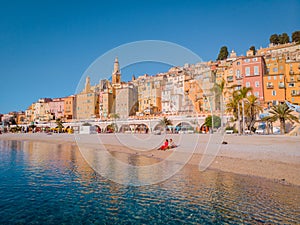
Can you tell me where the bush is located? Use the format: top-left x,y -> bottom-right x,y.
225,126 -> 238,133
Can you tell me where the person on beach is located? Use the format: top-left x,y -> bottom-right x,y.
158,139 -> 169,150
169,139 -> 177,148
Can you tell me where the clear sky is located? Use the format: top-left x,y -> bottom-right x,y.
0,0 -> 299,114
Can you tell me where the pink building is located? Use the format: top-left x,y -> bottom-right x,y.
49,98 -> 64,120
241,56 -> 265,102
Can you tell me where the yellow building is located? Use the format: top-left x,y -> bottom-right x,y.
76,76 -> 99,120
263,56 -> 286,107
34,98 -> 53,122
285,60 -> 300,104
135,74 -> 162,115
25,103 -> 36,123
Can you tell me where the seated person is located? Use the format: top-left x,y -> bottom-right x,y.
158,139 -> 169,150
169,138 -> 177,148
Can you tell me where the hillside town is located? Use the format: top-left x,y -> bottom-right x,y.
1,41 -> 300,134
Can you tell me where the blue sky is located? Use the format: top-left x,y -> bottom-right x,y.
0,0 -> 299,113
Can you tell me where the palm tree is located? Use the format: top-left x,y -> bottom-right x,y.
226,97 -> 238,120
244,95 -> 262,131
159,117 -> 172,126
157,117 -> 173,133
55,118 -> 64,133
236,87 -> 253,133
261,116 -> 277,134
268,103 -> 299,134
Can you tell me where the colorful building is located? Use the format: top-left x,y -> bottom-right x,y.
115,82 -> 138,120
241,56 -> 265,102
263,56 -> 286,107
34,98 -> 53,122
63,95 -> 76,121
76,77 -> 100,120
49,98 -> 64,120
285,60 -> 300,104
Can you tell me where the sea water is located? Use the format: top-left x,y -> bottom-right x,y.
0,140 -> 299,224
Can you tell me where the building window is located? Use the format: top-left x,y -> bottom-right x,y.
254,66 -> 259,75
237,62 -> 240,65
254,92 -> 259,97
273,67 -> 278,73
279,75 -> 283,80
274,76 -> 277,80
236,69 -> 241,78
268,76 -> 271,80
246,82 -> 250,87
272,90 -> 276,96
244,59 -> 250,63
255,81 -> 259,87
253,57 -> 258,61
289,83 -> 295,87
245,67 -> 250,76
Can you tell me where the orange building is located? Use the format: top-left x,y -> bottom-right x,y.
63,95 -> 76,121
285,60 -> 300,104
263,56 -> 286,107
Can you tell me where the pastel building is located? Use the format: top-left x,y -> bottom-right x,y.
263,56 -> 286,106
76,77 -> 100,120
285,60 -> 300,104
25,103 -> 36,122
63,95 -> 76,121
161,72 -> 185,114
241,56 -> 265,102
135,74 -> 162,115
49,98 -> 64,120
34,98 -> 53,122
115,82 -> 138,120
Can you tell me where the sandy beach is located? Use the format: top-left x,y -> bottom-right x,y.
0,133 -> 299,186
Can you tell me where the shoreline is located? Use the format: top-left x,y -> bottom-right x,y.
0,133 -> 299,186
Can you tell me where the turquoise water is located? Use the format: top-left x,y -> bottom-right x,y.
0,140 -> 299,224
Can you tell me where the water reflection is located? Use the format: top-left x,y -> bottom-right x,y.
0,140 -> 299,224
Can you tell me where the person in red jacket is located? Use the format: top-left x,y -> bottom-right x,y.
158,139 -> 169,150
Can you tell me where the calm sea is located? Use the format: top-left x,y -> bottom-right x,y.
0,140 -> 299,224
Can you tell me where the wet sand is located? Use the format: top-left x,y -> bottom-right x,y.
0,133 -> 299,186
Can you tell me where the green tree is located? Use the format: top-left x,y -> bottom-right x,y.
226,96 -> 239,120
217,46 -> 229,60
159,117 -> 173,126
268,103 -> 299,134
244,95 -> 262,131
279,33 -> 290,44
55,118 -> 64,133
109,113 -> 120,120
269,34 -> 279,44
292,31 -> 300,43
205,115 -> 221,129
249,46 -> 256,55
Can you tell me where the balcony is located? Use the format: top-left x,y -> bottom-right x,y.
278,83 -> 285,88
289,71 -> 294,75
291,91 -> 300,96
266,83 -> 274,89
